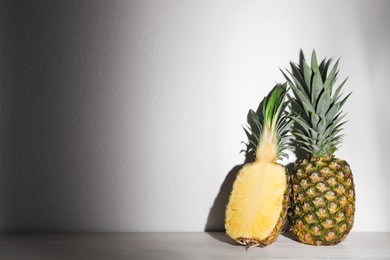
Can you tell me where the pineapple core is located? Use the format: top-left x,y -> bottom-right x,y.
225,162 -> 286,240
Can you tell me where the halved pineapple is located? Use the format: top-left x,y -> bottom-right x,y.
225,84 -> 292,247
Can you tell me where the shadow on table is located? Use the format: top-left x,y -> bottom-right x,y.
280,231 -> 300,243
206,231 -> 300,246
205,232 -> 237,246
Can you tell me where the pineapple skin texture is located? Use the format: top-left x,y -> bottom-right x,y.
290,156 -> 355,246
225,162 -> 290,247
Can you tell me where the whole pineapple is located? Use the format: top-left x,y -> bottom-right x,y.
225,83 -> 292,247
283,50 -> 355,245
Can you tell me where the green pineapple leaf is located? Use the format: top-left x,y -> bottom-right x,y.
284,50 -> 351,158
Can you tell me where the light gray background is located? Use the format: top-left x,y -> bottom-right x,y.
0,0 -> 389,232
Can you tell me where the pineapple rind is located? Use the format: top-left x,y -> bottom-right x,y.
285,50 -> 355,246
289,156 -> 355,245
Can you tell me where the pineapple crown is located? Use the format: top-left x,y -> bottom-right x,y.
245,83 -> 293,162
282,50 -> 351,157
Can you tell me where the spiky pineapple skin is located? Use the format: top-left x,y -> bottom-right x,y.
290,156 -> 355,246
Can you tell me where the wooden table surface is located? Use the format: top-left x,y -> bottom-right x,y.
0,232 -> 389,259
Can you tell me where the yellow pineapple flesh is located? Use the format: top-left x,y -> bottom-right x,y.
225,83 -> 292,247
225,156 -> 287,245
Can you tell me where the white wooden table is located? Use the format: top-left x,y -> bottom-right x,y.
0,232 -> 388,259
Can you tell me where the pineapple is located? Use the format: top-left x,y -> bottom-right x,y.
283,50 -> 355,245
225,83 -> 292,247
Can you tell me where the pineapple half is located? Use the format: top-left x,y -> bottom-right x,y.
225,83 -> 292,247
283,50 -> 355,245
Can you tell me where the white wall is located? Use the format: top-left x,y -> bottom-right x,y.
0,0 -> 389,232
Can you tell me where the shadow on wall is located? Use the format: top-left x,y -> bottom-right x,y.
204,165 -> 241,232
204,99 -> 263,232
0,1 -> 128,231
205,95 -> 271,231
